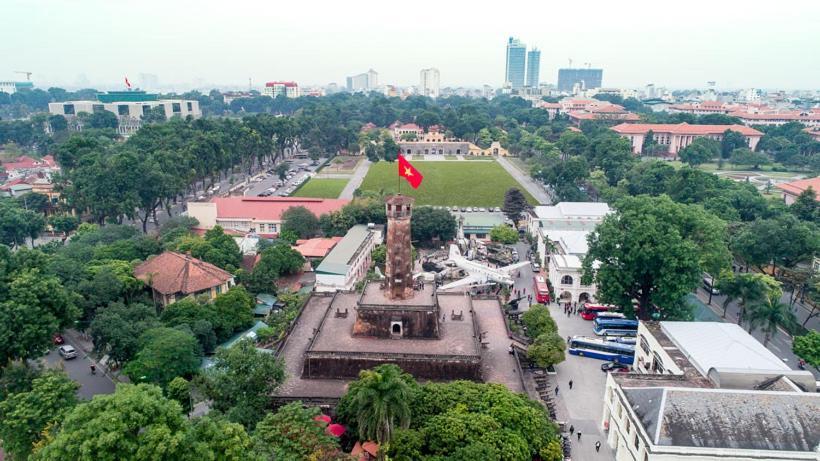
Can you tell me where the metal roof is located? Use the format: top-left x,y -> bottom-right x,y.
315,225 -> 374,275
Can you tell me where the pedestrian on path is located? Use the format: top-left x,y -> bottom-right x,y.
595,441 -> 601,452
554,385 -> 559,396
577,432 -> 582,441
568,380 -> 573,389
569,425 -> 575,435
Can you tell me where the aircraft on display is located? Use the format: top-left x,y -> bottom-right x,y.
437,244 -> 531,291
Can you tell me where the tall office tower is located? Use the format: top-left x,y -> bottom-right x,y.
419,67 -> 440,98
556,68 -> 603,92
346,69 -> 379,92
505,37 -> 526,89
526,48 -> 540,87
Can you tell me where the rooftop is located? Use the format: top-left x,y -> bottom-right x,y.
541,229 -> 590,255
358,281 -> 437,310
660,321 -> 791,377
294,236 -> 343,259
775,177 -> 820,200
611,122 -> 763,137
623,386 -> 820,452
551,253 -> 583,270
96,90 -> 159,103
315,225 -> 380,276
212,196 -> 349,221
133,251 -> 234,295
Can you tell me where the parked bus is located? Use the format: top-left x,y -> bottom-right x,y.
595,312 -> 626,321
592,318 -> 639,336
533,276 -> 550,303
580,303 -> 618,320
568,336 -> 635,364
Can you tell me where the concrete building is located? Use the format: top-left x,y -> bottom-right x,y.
187,196 -> 349,237
419,68 -> 440,98
134,252 -> 235,307
346,69 -> 378,92
0,81 -> 34,94
528,202 -> 611,303
47,90 -> 201,136
263,81 -> 300,98
505,37 -> 526,89
611,123 -> 763,155
557,68 -> 603,93
526,48 -> 540,88
454,212 -> 506,240
600,321 -> 818,460
774,177 -> 820,205
315,224 -> 383,293
567,104 -> 640,126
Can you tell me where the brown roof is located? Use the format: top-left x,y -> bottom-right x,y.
775,177 -> 820,200
134,251 -> 234,295
611,122 -> 762,136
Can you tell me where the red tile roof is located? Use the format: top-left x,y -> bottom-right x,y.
134,251 -> 234,295
395,123 -> 422,131
1,155 -> 58,171
611,122 -> 762,136
294,236 -> 343,258
212,197 -> 349,221
775,177 -> 820,200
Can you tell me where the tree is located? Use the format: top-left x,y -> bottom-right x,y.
33,384 -> 190,461
583,195 -> 730,320
199,339 -> 285,428
183,416 -> 253,461
729,147 -> 771,169
717,273 -> 780,323
47,114 -> 68,132
342,364 -> 413,444
251,402 -> 342,460
0,199 -> 45,247
89,302 -> 161,366
731,215 -> 820,273
123,327 -> 202,387
747,294 -> 793,345
281,206 -> 320,239
678,137 -> 719,166
49,213 -> 80,236
721,130 -> 749,159
210,286 -> 255,339
527,332 -> 566,368
140,106 -> 167,124
0,372 -> 78,460
790,187 -> 818,222
793,331 -> 820,367
275,162 -> 290,181
520,304 -> 557,338
411,206 -> 456,245
502,188 -> 529,224
242,243 -> 305,294
489,225 -> 519,244
166,377 -> 192,414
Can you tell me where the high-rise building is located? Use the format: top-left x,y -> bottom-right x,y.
505,37 -> 526,89
346,69 -> 379,92
526,48 -> 540,88
263,81 -> 300,98
557,68 -> 603,92
419,68 -> 440,98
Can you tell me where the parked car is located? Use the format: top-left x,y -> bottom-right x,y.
58,345 -> 78,360
52,333 -> 65,345
601,362 -> 630,372
494,207 -> 502,212
532,262 -> 541,272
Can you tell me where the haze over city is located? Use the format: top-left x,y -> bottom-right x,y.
3,0 -> 819,90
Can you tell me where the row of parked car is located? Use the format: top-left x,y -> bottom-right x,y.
441,206 -> 503,213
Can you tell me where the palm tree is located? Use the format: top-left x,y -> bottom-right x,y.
348,364 -> 413,445
717,273 -> 780,325
747,295 -> 794,346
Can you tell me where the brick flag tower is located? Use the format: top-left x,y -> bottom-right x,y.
385,195 -> 415,300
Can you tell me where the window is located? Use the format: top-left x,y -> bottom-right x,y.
652,352 -> 665,373
118,105 -> 129,116
187,102 -> 193,111
63,104 -> 75,115
634,433 -> 640,450
142,105 -> 151,115
92,104 -> 105,114
561,275 -> 573,285
639,335 -> 650,354
172,103 -> 181,113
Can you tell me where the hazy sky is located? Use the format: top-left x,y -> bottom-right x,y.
3,0 -> 819,91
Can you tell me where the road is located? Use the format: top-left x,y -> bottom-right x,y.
42,337 -> 115,400
339,158 -> 371,199
496,156 -> 553,205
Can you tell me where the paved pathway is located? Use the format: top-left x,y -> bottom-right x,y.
43,329 -> 116,400
339,159 -> 371,199
496,156 -> 553,205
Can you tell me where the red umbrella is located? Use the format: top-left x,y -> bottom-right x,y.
326,423 -> 346,437
313,414 -> 331,424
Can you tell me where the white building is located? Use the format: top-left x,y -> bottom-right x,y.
601,321 -> 818,461
419,68 -> 440,98
48,91 -> 200,136
315,224 -> 384,292
0,81 -> 34,94
346,69 -> 378,92
263,81 -> 300,98
527,202 -> 611,304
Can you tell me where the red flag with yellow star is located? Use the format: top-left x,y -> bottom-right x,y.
398,153 -> 423,189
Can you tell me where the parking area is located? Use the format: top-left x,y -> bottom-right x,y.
245,158 -> 326,197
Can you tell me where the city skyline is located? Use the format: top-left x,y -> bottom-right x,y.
2,0 -> 820,91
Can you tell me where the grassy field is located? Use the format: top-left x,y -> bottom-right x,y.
318,156 -> 360,174
292,178 -> 349,198
359,160 -> 536,206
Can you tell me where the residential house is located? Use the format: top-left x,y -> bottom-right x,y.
134,251 -> 235,307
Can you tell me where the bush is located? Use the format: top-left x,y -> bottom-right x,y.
489,225 -> 519,244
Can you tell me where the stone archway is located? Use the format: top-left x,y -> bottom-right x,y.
559,291 -> 572,303
579,292 -> 591,304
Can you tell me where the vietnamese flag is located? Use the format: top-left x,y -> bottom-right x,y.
398,153 -> 423,189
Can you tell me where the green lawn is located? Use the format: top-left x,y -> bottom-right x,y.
359,160 -> 536,206
292,178 -> 349,198
463,155 -> 494,160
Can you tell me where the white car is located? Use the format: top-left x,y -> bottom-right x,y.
58,345 -> 78,359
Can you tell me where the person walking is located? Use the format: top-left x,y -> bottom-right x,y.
554,385 -> 559,396
569,425 -> 575,435
577,432 -> 582,441
568,379 -> 573,389
595,441 -> 601,452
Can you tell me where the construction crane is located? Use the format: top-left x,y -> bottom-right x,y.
14,71 -> 32,81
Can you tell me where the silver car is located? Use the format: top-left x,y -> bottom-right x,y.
58,345 -> 78,359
